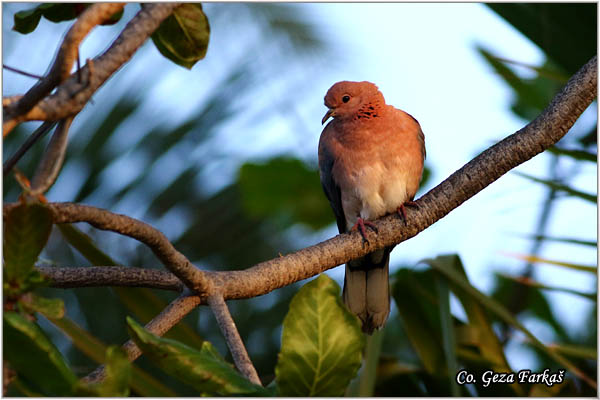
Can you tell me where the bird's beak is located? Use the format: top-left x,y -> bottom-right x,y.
322,108 -> 335,125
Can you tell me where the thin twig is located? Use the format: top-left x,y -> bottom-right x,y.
3,64 -> 43,80
3,3 -> 125,132
83,292 -> 201,383
37,265 -> 183,291
208,293 -> 262,385
3,121 -> 58,177
30,117 -> 74,195
3,3 -> 180,134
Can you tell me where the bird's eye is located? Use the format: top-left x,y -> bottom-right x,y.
342,95 -> 350,103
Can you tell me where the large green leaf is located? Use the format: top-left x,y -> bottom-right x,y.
150,4 -> 210,69
127,317 -> 269,396
486,4 -> 596,75
238,157 -> 334,230
4,312 -> 77,396
3,203 -> 53,296
275,274 -> 365,396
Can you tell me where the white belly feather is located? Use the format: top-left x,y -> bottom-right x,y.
341,160 -> 411,231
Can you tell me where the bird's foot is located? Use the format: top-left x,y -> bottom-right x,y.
397,201 -> 419,224
351,218 -> 378,244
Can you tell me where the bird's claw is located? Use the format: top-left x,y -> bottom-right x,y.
351,218 -> 378,244
397,201 -> 419,224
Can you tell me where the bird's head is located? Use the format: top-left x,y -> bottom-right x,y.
322,81 -> 385,124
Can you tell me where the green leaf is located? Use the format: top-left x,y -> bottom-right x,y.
486,4 -> 596,75
238,157 -> 334,230
127,317 -> 269,396
497,273 -> 596,301
547,146 -> 597,163
38,3 -> 79,23
13,8 -> 42,34
392,268 -> 445,375
426,255 -> 523,396
514,233 -> 596,248
4,312 -> 77,396
426,259 -> 597,390
12,4 -> 123,35
150,4 -> 210,69
3,203 -> 53,295
45,315 -> 176,396
503,252 -> 597,274
514,171 -> 597,203
19,293 -> 65,319
547,343 -> 597,360
76,346 -> 131,396
434,275 -> 460,397
275,274 -> 365,396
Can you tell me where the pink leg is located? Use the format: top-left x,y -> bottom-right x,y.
397,201 -> 419,223
351,217 -> 378,243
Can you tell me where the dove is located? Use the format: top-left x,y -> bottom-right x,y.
318,81 -> 425,334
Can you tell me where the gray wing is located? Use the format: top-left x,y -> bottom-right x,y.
318,134 -> 347,234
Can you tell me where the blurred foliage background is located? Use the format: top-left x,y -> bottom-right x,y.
3,3 -> 597,396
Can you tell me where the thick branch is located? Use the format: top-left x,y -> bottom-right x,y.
5,56 -> 592,385
3,4 -> 125,133
208,55 -> 598,300
4,57 -> 596,301
37,266 -> 183,291
3,3 -> 180,134
83,292 -> 201,383
208,294 -> 262,385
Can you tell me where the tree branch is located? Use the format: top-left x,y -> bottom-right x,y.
3,4 -> 125,134
3,3 -> 181,134
83,292 -> 201,383
3,122 -> 58,177
208,293 -> 262,385
3,56 -> 597,300
39,203 -> 212,294
37,265 -> 183,291
30,118 -> 74,195
3,56 -> 596,388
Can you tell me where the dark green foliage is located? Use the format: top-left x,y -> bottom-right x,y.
13,3 -> 122,34
150,4 -> 210,69
486,4 -> 596,75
